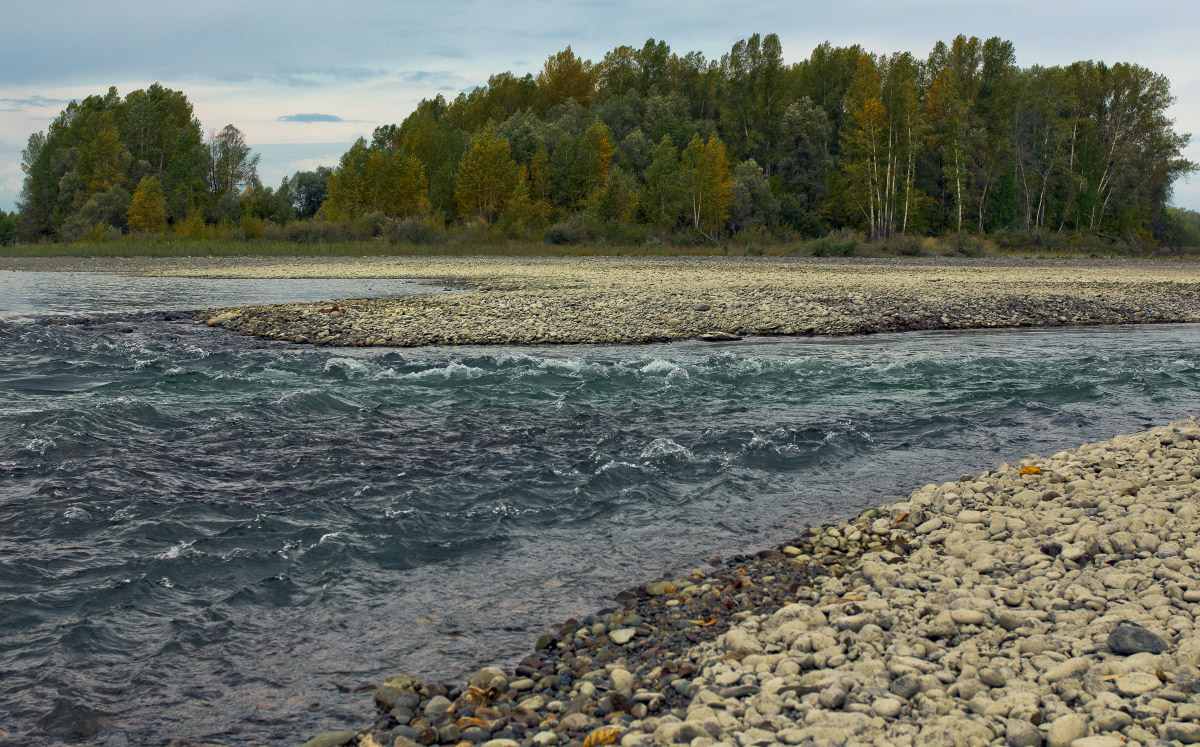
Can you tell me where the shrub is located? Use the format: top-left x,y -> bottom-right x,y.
385,216 -> 449,245
810,230 -> 863,257
952,233 -> 995,257
241,217 -> 265,240
543,214 -> 604,245
174,211 -> 209,239
884,234 -> 926,256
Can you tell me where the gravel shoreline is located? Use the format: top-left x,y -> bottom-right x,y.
6,255 -> 1200,345
178,257 -> 1200,346
304,417 -> 1200,747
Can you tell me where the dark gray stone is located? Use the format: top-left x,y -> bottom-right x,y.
389,706 -> 415,725
889,674 -> 920,700
1108,622 -> 1169,655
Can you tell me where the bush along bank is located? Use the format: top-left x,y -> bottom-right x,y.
305,417 -> 1200,747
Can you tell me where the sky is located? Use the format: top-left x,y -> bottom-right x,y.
2,0 -> 1198,213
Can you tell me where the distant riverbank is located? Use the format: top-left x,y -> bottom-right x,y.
5,255 -> 1200,347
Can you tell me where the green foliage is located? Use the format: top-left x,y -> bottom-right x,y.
455,127 -> 518,224
17,84 -> 255,241
16,35 -> 1198,251
1161,207 -> 1200,248
128,175 -> 167,233
384,215 -> 450,245
206,124 -> 260,195
0,209 -> 18,246
729,159 -> 780,231
281,166 -> 332,218
61,186 -> 131,240
809,230 -> 864,257
588,167 -> 638,223
325,139 -> 430,221
680,134 -> 735,239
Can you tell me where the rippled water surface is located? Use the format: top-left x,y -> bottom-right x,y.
2,272 -> 1200,746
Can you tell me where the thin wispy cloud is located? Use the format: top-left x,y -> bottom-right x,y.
279,113 -> 346,123
0,95 -> 70,112
272,66 -> 392,88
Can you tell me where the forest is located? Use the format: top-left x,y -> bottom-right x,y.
10,34 -> 1199,251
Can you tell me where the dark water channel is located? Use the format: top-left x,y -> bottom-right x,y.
1,270 -> 1199,745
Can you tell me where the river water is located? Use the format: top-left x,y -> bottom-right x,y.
1,270 -> 1199,746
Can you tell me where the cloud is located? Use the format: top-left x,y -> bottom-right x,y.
279,113 -> 346,123
397,70 -> 458,85
375,70 -> 470,93
0,95 -> 70,112
272,66 -> 391,88
428,46 -> 470,59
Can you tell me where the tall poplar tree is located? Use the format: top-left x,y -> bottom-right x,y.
455,127 -> 518,224
680,134 -> 734,239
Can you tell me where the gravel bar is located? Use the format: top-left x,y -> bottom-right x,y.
301,417 -> 1200,747
6,256 -> 1200,346
182,257 -> 1200,346
7,256 -> 1180,346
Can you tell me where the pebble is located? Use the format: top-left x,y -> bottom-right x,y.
607,629 -> 636,645
1046,714 -> 1087,747
1004,719 -> 1041,747
1116,672 -> 1162,697
300,731 -> 357,747
1108,622 -> 1169,655
610,669 -> 634,692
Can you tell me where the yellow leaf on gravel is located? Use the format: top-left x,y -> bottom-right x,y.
583,726 -> 622,747
1019,466 -> 1042,475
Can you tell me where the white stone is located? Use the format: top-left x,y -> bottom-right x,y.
608,628 -> 637,645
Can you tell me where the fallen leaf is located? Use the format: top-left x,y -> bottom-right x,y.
583,726 -> 622,747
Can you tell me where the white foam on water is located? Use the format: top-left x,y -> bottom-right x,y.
155,540 -> 196,560
402,361 -> 486,381
746,434 -> 773,450
640,437 -> 695,461
323,356 -> 401,380
595,459 -> 642,475
639,359 -> 684,375
537,357 -> 606,377
23,437 -> 55,454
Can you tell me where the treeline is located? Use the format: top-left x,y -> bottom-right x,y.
11,34 -> 1199,249
15,84 -> 276,242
